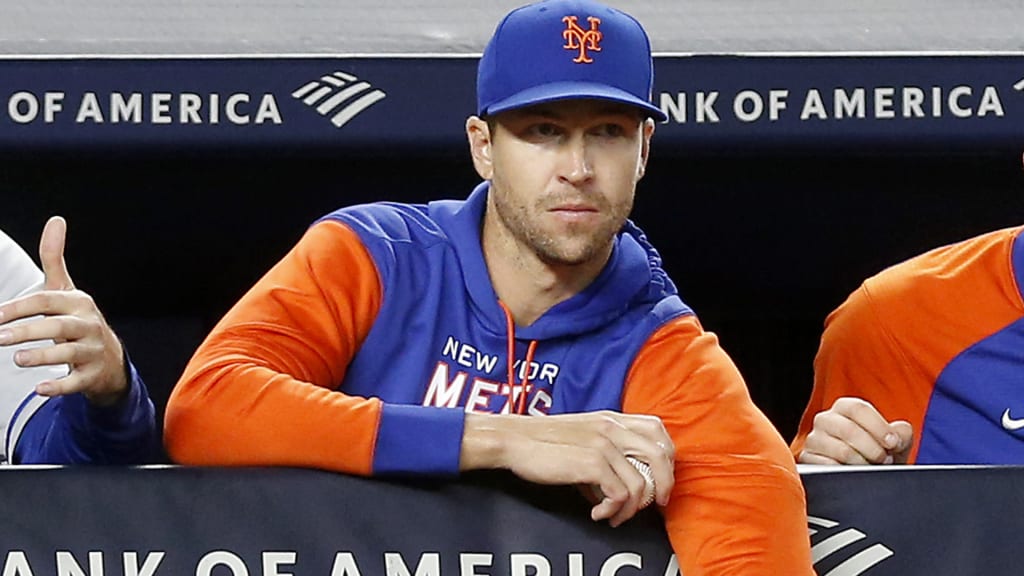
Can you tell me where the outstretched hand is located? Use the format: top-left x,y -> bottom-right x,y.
0,216 -> 127,406
460,410 -> 675,527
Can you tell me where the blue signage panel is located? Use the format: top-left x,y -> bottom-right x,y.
0,58 -> 476,148
3,466 -> 1024,575
656,55 -> 1024,151
0,56 -> 1021,150
0,467 -> 677,575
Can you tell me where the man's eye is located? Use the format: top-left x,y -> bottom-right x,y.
596,123 -> 625,137
529,123 -> 560,137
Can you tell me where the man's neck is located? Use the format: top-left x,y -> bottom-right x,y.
482,218 -> 610,328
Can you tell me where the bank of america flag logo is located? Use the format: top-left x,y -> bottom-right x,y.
292,71 -> 386,128
809,516 -> 894,575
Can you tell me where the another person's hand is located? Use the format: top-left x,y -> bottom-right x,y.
461,410 -> 675,527
0,216 -> 127,406
798,397 -> 913,465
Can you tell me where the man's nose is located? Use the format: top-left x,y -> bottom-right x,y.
559,134 -> 594,185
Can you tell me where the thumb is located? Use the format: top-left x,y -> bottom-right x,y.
889,420 -> 914,464
39,216 -> 75,291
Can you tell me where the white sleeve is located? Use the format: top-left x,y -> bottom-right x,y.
0,228 -> 43,302
0,229 -> 66,464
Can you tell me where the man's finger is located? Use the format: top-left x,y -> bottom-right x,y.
889,420 -> 915,464
621,447 -> 672,507
591,496 -> 622,523
804,426 -> 875,465
830,397 -> 898,449
0,315 -> 89,346
651,440 -> 675,506
797,450 -> 842,466
13,341 -> 83,369
597,452 -> 642,527
589,457 -> 629,523
36,372 -> 85,397
812,413 -> 889,463
0,291 -> 80,324
39,216 -> 75,291
601,413 -> 675,505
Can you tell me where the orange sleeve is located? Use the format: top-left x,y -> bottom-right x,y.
791,227 -> 1024,463
789,283 -> 928,462
164,220 -> 384,474
623,316 -> 813,575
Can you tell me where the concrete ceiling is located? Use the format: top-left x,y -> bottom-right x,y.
1,1 -> 1022,56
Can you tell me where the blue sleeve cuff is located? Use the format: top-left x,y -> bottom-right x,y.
15,357 -> 158,465
372,404 -> 465,476
87,360 -> 152,432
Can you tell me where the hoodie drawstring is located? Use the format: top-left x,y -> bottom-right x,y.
498,301 -> 538,415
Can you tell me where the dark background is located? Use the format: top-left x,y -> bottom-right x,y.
2,143 -> 1022,456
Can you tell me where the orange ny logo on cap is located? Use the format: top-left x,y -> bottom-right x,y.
562,15 -> 602,63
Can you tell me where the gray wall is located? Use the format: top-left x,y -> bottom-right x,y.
2,1 -> 1022,55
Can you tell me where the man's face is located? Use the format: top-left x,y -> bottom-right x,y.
468,99 -> 654,267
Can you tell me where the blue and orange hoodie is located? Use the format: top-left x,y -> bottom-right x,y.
166,183 -> 812,574
793,226 -> 1024,464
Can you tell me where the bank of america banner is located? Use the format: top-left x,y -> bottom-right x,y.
2,466 -> 1024,575
800,465 -> 1024,576
0,467 -> 677,575
0,56 -> 1022,150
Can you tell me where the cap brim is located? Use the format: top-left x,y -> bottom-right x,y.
483,81 -> 668,122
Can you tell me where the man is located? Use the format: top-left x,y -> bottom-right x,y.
792,224 -> 1024,465
165,1 -> 813,572
0,216 -> 157,464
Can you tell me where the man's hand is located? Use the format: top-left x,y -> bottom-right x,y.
460,410 -> 675,527
0,216 -> 127,406
798,397 -> 913,465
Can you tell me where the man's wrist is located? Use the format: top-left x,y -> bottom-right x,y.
83,335 -> 130,408
460,413 -> 511,472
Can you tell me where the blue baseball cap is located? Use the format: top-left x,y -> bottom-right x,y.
477,0 -> 666,122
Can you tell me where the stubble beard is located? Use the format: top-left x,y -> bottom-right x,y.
491,187 -> 633,267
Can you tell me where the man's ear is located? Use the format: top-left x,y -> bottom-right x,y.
637,117 -> 655,180
466,116 -> 494,180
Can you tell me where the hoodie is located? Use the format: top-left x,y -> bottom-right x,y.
330,183 -> 691,475
165,183 -> 812,575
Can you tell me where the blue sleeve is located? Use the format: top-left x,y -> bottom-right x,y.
14,355 -> 158,465
373,404 -> 465,475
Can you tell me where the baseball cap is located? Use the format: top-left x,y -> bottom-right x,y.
477,0 -> 667,122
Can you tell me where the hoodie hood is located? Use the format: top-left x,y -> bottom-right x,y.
429,182 -> 678,341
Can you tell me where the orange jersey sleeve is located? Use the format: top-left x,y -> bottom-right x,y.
623,315 -> 813,575
791,227 -> 1024,463
164,220 -> 384,474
